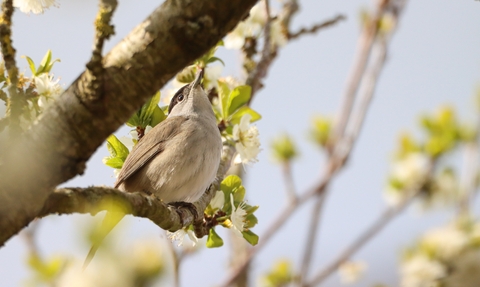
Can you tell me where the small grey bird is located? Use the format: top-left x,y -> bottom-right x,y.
116,71 -> 222,202
83,70 -> 222,268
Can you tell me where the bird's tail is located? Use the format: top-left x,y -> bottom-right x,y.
82,211 -> 125,270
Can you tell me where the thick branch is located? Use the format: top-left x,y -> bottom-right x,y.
0,0 -> 257,246
39,145 -> 234,235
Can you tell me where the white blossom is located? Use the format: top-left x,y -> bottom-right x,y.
338,261 -> 367,285
167,228 -> 198,247
57,258 -> 133,287
270,18 -> 288,48
129,240 -> 164,275
204,65 -> 223,90
399,221 -> 480,287
224,3 -> 266,49
392,153 -> 430,186
443,249 -> 480,287
119,136 -> 135,151
230,194 -> 248,238
220,76 -> 241,90
421,224 -> 468,260
400,254 -> 446,287
34,73 -> 63,108
13,0 -> 57,14
424,170 -> 459,209
383,185 -> 404,207
385,152 -> 431,206
232,114 -> 261,164
209,190 -> 225,211
224,2 -> 287,50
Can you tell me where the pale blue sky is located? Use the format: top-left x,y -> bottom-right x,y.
1,0 -> 480,286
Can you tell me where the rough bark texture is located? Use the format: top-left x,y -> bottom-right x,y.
39,145 -> 234,235
0,0 -> 257,246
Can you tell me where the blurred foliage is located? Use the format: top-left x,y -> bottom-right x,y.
261,259 -> 294,287
310,116 -> 332,148
271,133 -> 298,163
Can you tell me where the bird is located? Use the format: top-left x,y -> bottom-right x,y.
83,70 -> 222,269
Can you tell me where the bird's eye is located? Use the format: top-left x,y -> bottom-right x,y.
177,94 -> 184,101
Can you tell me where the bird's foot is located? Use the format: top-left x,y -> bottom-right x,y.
168,201 -> 199,225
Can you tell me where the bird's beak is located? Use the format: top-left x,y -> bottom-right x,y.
191,69 -> 204,89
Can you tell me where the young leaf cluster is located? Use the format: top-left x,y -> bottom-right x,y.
204,175 -> 259,248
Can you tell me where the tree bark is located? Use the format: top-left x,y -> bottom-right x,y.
0,0 -> 257,246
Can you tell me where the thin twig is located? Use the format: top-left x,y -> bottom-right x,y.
305,191 -> 419,287
0,0 -> 21,134
282,162 -> 298,202
288,15 -> 346,40
221,1 -> 408,285
166,241 -> 181,287
346,40 -> 387,140
219,163 -> 336,287
298,192 -> 328,285
84,0 -> 118,101
298,1 -> 406,283
22,221 -> 41,257
457,122 -> 480,215
303,2 -> 408,285
330,0 -> 388,147
246,0 -> 273,103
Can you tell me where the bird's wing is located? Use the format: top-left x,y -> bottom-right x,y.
114,116 -> 189,188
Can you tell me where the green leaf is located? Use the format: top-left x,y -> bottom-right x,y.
106,135 -> 129,161
142,91 -> 161,125
233,186 -> 245,202
271,134 -> 298,163
27,254 -> 63,282
245,213 -> 258,229
207,56 -> 225,66
221,175 -> 243,211
127,92 -> 162,128
217,80 -> 231,119
150,106 -> 166,127
245,204 -> 259,215
103,157 -> 124,169
229,106 -> 262,125
36,50 -> 52,75
206,228 -> 224,248
242,230 -> 259,246
44,59 -> 61,74
126,115 -> 140,127
262,260 -> 293,287
310,116 -> 332,147
24,56 -> 36,75
227,85 -> 251,116
221,175 -> 243,196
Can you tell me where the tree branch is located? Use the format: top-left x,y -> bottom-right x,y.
0,0 -> 22,134
288,14 -> 346,40
84,0 -> 118,101
0,0 -> 257,246
220,1 -> 408,285
329,0 -> 388,146
305,190 -> 419,287
39,145 -> 234,236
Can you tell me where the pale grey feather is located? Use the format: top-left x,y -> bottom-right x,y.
115,82 -> 222,203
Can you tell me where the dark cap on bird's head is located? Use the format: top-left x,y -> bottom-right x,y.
168,69 -> 204,114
